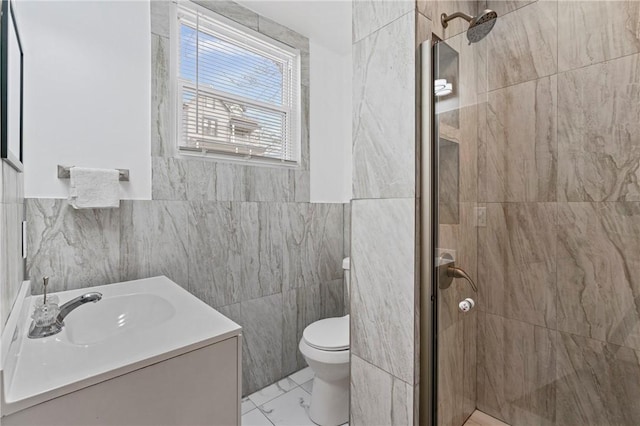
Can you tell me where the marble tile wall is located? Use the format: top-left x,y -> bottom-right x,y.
26,198 -> 344,395
352,9 -> 416,200
24,0 -> 345,398
474,1 -> 640,425
351,1 -> 419,424
0,162 -> 25,332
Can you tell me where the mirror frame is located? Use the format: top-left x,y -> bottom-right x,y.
1,0 -> 24,172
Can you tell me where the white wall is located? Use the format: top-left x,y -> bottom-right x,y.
309,41 -> 352,203
19,1 -> 351,203
20,1 -> 152,200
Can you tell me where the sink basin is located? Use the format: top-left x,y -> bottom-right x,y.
1,276 -> 242,416
64,293 -> 176,346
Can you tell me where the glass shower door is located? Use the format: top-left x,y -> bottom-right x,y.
421,35 -> 482,426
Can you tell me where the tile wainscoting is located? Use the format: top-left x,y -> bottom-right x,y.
26,198 -> 349,395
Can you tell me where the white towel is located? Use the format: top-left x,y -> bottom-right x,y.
68,167 -> 120,209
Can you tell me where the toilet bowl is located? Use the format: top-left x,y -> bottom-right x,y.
299,257 -> 351,426
299,314 -> 350,426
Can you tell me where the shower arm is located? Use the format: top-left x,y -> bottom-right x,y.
441,12 -> 474,28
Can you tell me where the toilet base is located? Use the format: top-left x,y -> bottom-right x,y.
308,375 -> 349,426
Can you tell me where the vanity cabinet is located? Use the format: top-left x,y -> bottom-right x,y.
3,336 -> 242,426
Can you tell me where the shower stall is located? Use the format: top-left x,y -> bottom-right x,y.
419,2 -> 640,425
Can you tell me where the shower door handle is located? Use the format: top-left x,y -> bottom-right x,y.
446,266 -> 477,292
437,252 -> 478,292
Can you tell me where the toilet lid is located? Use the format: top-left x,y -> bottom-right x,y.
303,315 -> 349,351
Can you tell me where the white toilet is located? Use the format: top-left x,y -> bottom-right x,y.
299,257 -> 350,426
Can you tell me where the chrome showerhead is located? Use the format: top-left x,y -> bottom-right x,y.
441,9 -> 498,44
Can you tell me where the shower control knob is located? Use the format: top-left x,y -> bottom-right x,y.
458,298 -> 475,313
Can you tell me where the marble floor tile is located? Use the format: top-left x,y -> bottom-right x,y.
352,12 -> 415,199
259,387 -> 314,426
556,331 -> 640,425
477,313 -> 556,426
558,53 -> 640,201
557,202 -> 640,350
558,0 -> 640,72
487,0 -> 557,90
478,202 -> 557,328
242,397 -> 257,415
351,199 -> 415,384
300,379 -> 313,394
288,367 -> 314,386
479,76 -> 557,202
242,408 -> 274,426
248,378 -> 298,407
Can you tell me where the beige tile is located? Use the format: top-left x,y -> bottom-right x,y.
557,202 -> 640,350
558,53 -> 640,201
486,0 -> 537,16
478,203 -> 557,328
438,319 -> 465,426
428,0 -> 483,41
479,76 -> 557,202
477,313 -> 556,426
487,0 -> 557,90
438,203 -> 478,329
556,331 -> 640,425
558,0 -> 640,72
464,410 -> 511,426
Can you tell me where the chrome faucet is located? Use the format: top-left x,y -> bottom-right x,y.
28,292 -> 103,339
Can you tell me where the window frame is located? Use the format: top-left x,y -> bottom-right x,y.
171,1 -> 302,167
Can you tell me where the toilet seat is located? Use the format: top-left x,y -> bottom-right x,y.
302,315 -> 349,351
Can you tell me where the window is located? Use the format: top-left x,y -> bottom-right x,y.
176,3 -> 301,165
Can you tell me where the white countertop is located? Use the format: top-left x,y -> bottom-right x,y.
1,276 -> 241,416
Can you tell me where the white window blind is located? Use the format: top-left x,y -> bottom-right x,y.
177,4 -> 301,164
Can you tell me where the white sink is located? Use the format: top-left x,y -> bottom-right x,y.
64,293 -> 176,346
0,276 -> 242,416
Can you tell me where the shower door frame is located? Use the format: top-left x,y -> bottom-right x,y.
418,34 -> 438,426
